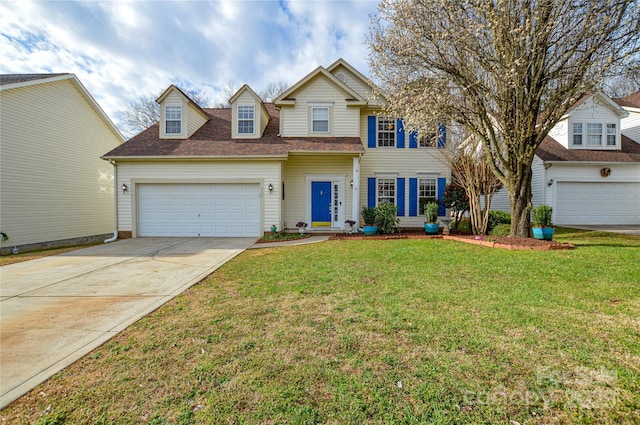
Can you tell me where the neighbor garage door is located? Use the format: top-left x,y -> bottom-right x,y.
138,184 -> 260,237
556,182 -> 640,225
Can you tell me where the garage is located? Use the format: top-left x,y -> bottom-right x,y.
137,183 -> 260,237
555,182 -> 640,225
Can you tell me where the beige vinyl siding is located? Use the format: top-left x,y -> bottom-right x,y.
283,154 -> 355,228
330,64 -> 373,100
280,77 -> 360,137
359,113 -> 450,227
0,79 -> 121,247
116,160 -> 283,235
186,102 -> 208,137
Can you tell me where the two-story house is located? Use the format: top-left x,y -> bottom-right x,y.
491,91 -> 640,225
101,59 -> 450,238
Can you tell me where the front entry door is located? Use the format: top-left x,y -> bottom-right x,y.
311,181 -> 332,227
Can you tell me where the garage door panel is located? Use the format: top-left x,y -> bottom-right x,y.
556,182 -> 640,225
138,184 -> 261,237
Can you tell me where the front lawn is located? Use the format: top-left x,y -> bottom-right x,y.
2,229 -> 639,424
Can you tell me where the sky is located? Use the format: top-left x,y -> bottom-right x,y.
0,0 -> 379,132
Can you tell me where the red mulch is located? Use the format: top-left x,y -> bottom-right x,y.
329,232 -> 574,251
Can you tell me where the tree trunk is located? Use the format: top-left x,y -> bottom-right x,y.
507,167 -> 533,238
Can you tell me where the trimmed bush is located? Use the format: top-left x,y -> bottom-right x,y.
489,223 -> 511,236
487,210 -> 511,233
374,203 -> 400,234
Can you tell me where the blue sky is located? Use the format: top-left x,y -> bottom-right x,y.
1,0 -> 378,130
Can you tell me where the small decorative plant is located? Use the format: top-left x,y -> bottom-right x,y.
374,203 -> 400,234
361,206 -> 377,226
531,205 -> 553,227
295,221 -> 308,229
424,202 -> 439,224
0,232 -> 8,243
345,219 -> 356,227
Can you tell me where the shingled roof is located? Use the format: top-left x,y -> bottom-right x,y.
0,74 -> 70,86
103,103 -> 364,159
537,135 -> 640,162
614,91 -> 640,108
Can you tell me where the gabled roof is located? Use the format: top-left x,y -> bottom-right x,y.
537,134 -> 640,163
614,90 -> 640,109
326,58 -> 378,91
228,84 -> 270,117
102,104 -> 364,159
561,91 -> 628,119
156,84 -> 209,120
274,65 -> 366,106
1,73 -> 125,143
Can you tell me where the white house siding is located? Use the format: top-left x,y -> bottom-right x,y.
621,108 -> 640,143
489,155 -> 546,212
568,96 -> 622,150
0,78 -> 121,248
280,77 -> 360,137
283,154 -> 355,228
115,160 -> 283,236
548,118 -> 568,147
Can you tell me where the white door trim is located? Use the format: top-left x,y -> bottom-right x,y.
305,174 -> 346,229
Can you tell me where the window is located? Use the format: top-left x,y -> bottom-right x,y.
378,118 -> 395,147
238,105 -> 255,134
165,106 -> 182,135
586,123 -> 603,146
418,178 -> 437,214
377,178 -> 395,205
311,107 -> 329,133
572,123 -> 583,145
606,123 -> 617,146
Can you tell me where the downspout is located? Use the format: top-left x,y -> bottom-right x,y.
104,159 -> 118,243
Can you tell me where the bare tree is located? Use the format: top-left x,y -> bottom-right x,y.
120,88 -> 210,137
368,0 -> 639,237
259,81 -> 290,102
216,81 -> 241,107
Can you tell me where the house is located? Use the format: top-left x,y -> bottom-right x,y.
491,91 -> 640,225
0,74 -> 125,253
101,59 -> 450,238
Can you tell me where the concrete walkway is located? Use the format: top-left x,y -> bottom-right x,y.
0,237 -> 254,409
565,225 -> 640,236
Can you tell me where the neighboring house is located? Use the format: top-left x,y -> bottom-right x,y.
491,91 -> 640,225
0,74 -> 124,253
102,59 -> 450,238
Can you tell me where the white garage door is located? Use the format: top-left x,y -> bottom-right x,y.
138,184 -> 260,237
556,182 -> 640,225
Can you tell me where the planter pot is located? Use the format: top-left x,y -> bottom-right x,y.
298,228 -> 306,234
363,225 -> 378,236
271,225 -> 277,233
532,227 -> 554,240
424,223 -> 440,235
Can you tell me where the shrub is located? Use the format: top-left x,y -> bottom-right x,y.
489,223 -> 511,236
374,203 -> 400,234
486,210 -> 511,233
361,206 -> 377,226
455,219 -> 472,233
424,202 -> 439,223
531,204 -> 553,227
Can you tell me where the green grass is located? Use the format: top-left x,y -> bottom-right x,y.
2,229 -> 639,424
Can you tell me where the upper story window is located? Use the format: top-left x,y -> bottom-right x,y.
378,118 -> 396,147
377,178 -> 396,205
165,105 -> 182,135
238,105 -> 255,134
606,123 -> 617,146
572,122 -> 618,147
586,123 -> 603,146
311,107 -> 329,133
572,123 -> 583,145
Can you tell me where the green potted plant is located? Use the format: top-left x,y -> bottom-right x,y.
424,202 -> 440,235
531,204 -> 554,240
361,206 -> 378,236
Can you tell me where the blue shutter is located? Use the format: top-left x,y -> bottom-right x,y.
437,124 -> 447,148
396,119 -> 405,148
437,178 -> 446,216
409,131 -> 418,149
409,178 -> 418,217
368,178 -> 376,207
368,116 -> 377,148
396,178 -> 405,216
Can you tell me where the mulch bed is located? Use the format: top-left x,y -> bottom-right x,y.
329,232 -> 574,251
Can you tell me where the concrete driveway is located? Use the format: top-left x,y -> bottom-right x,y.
0,237 -> 254,409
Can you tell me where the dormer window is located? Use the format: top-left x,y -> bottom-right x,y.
606,123 -> 617,146
165,105 -> 182,135
238,105 -> 255,134
572,123 -> 583,145
586,123 -> 603,146
571,121 -> 618,148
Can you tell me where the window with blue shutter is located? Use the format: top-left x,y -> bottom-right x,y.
367,178 -> 376,207
397,178 -> 405,216
368,116 -> 376,148
437,124 -> 446,148
396,119 -> 405,149
437,178 -> 446,216
409,178 -> 418,216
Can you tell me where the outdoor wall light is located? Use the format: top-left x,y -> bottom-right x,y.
350,180 -> 354,187
547,179 -> 554,187
268,183 -> 273,192
122,183 -> 128,192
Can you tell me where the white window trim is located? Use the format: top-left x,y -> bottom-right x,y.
606,123 -> 617,146
377,177 -> 396,205
310,106 -> 330,134
237,104 -> 255,135
165,104 -> 182,136
570,120 -> 620,149
377,117 -> 396,148
418,177 -> 437,213
304,174 -> 346,228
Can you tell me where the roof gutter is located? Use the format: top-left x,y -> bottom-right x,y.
104,160 -> 118,243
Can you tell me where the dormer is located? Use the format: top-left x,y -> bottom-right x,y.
548,91 -> 629,150
156,85 -> 209,139
229,85 -> 270,139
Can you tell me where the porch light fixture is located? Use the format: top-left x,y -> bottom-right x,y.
268,183 -> 273,192
547,179 -> 554,187
350,180 -> 353,187
122,183 -> 128,193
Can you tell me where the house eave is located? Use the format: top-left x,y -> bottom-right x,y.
101,154 -> 288,161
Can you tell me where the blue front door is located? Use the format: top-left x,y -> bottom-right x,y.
311,181 -> 332,226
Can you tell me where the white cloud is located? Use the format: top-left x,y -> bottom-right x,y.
0,0 -> 378,134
